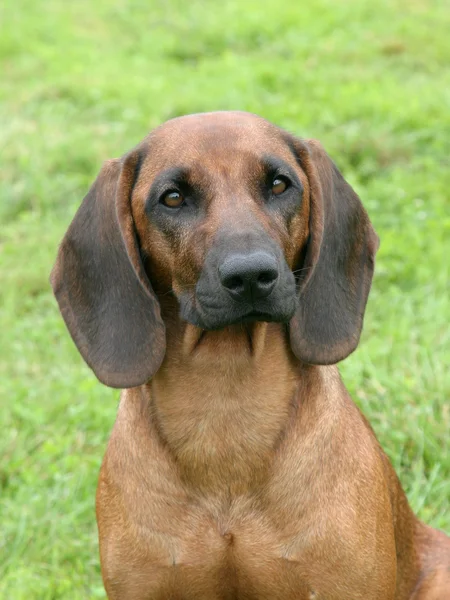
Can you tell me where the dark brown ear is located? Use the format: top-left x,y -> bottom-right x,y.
50,152 -> 166,388
288,138 -> 379,365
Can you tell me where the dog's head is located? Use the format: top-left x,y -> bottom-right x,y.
51,112 -> 378,388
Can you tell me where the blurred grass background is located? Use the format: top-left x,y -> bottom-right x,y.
1,0 -> 449,597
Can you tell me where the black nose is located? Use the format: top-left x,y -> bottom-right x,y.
218,252 -> 279,302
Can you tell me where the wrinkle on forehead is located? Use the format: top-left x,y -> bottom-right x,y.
140,111 -> 296,178
153,111 -> 276,140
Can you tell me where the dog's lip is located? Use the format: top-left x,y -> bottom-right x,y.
178,287 -> 297,330
234,310 -> 278,323
196,307 -> 294,330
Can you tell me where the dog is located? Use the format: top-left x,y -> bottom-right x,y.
51,111 -> 450,599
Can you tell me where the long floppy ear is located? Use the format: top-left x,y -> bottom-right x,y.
288,138 -> 379,365
50,152 -> 166,388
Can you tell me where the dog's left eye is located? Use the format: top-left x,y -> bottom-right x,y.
271,177 -> 289,196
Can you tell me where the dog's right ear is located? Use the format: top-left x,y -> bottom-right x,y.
50,152 -> 166,389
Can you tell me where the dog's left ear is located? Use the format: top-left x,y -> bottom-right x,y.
288,137 -> 379,365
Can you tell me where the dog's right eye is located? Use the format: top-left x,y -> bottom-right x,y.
160,191 -> 185,208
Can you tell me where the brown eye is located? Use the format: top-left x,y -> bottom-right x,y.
271,177 -> 288,195
161,190 -> 184,208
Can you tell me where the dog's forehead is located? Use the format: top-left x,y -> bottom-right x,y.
154,111 -> 281,142
140,112 -> 294,174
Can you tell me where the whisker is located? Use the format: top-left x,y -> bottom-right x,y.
291,266 -> 313,276
159,283 -> 197,297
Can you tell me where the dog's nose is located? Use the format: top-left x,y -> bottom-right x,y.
218,252 -> 279,301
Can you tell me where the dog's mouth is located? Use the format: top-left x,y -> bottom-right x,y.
231,310 -> 280,325
179,291 -> 297,332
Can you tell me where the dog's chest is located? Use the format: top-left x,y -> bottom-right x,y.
115,495 -> 388,600
137,502 -> 319,599
100,392 -> 396,599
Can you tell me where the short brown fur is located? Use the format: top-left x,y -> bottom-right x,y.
51,112 -> 450,599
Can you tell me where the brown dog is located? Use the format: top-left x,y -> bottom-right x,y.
51,112 -> 450,599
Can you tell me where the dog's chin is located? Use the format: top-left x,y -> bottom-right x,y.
179,294 -> 296,331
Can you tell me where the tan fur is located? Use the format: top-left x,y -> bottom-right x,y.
97,319 -> 408,599
52,112 -> 449,599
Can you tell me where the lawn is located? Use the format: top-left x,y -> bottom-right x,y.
1,0 -> 449,597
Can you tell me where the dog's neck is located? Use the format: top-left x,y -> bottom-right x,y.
146,299 -> 302,495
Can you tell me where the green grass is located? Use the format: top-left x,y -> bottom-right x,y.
1,0 -> 449,597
